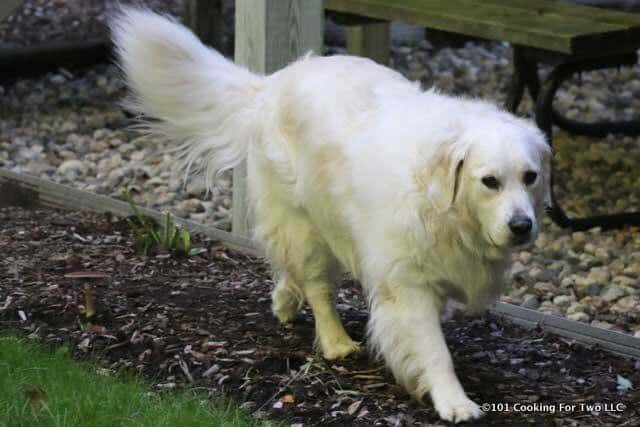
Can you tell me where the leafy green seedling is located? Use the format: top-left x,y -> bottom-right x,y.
122,190 -> 206,257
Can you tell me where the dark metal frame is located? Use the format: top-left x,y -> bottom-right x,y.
506,46 -> 640,231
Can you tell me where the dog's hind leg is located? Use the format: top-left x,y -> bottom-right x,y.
258,206 -> 359,360
304,275 -> 361,360
272,273 -> 303,323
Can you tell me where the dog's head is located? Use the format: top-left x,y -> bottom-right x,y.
426,114 -> 550,251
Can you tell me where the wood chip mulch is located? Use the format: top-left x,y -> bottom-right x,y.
1,205 -> 640,426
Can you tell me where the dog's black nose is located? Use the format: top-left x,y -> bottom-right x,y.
508,215 -> 532,236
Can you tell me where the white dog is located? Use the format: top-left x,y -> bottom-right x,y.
112,9 -> 550,423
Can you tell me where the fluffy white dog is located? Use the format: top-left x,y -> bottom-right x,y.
112,8 -> 551,423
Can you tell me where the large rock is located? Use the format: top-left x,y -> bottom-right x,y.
553,295 -> 573,307
567,312 -> 590,323
587,267 -> 612,284
567,302 -> 589,315
613,275 -> 638,287
624,263 -> 640,278
580,296 -> 607,311
174,198 -> 205,218
600,285 -> 626,302
534,281 -> 557,295
57,159 -> 87,177
521,294 -> 540,310
610,296 -> 640,316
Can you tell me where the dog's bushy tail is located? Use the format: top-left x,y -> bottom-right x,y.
111,7 -> 264,190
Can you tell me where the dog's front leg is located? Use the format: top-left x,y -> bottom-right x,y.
369,282 -> 482,423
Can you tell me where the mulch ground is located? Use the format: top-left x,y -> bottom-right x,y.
1,206 -> 640,426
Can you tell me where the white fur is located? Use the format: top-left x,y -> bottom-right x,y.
112,8 -> 551,423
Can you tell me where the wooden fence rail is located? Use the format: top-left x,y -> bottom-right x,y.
0,168 -> 254,254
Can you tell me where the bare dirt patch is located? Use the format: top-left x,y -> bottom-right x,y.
1,206 -> 639,426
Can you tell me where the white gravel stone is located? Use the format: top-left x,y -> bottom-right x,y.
519,251 -> 533,264
552,295 -> 572,307
610,296 -> 640,315
624,263 -> 640,278
566,302 -> 588,315
567,312 -> 590,323
613,275 -> 637,287
590,320 -> 616,331
57,159 -> 87,176
174,198 -> 206,218
534,282 -> 557,295
594,248 -> 610,262
521,294 -> 539,310
539,301 -> 563,316
600,285 -> 626,302
571,232 -> 587,245
510,261 -> 527,277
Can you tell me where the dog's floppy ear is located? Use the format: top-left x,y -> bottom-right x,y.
525,126 -> 552,213
423,140 -> 469,213
538,139 -> 553,211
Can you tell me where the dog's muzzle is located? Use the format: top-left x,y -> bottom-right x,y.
508,215 -> 532,244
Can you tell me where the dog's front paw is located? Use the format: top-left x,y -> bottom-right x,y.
433,394 -> 482,424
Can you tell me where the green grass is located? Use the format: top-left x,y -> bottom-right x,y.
0,334 -> 261,427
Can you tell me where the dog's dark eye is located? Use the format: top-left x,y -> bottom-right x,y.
523,171 -> 538,186
481,175 -> 500,190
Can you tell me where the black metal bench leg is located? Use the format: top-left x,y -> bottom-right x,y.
505,47 -> 541,114
534,54 -> 640,138
534,63 -> 640,231
534,65 -> 574,229
505,48 -> 526,113
551,103 -> 640,138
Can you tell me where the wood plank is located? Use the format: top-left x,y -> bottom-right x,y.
0,39 -> 110,81
183,0 -> 225,52
482,0 -> 640,27
346,21 -> 390,65
0,168 -> 255,254
325,0 -> 640,54
2,168 -> 640,358
232,0 -> 323,237
493,302 -> 640,358
0,0 -> 22,22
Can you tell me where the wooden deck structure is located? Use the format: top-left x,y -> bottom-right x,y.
0,0 -> 21,22
231,0 -> 323,237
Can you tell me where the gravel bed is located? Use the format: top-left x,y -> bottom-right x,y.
2,3 -> 640,336
0,0 -> 183,47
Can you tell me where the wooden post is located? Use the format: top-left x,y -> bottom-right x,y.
0,0 -> 22,22
183,0 -> 225,52
346,22 -> 390,65
232,0 -> 323,237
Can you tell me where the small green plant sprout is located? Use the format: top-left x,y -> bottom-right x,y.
122,190 -> 207,257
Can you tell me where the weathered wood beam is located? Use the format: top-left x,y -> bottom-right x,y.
0,0 -> 22,22
0,168 -> 255,255
232,0 -> 323,237
493,301 -> 640,358
346,21 -> 390,65
325,0 -> 640,55
183,0 -> 225,52
0,39 -> 110,81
